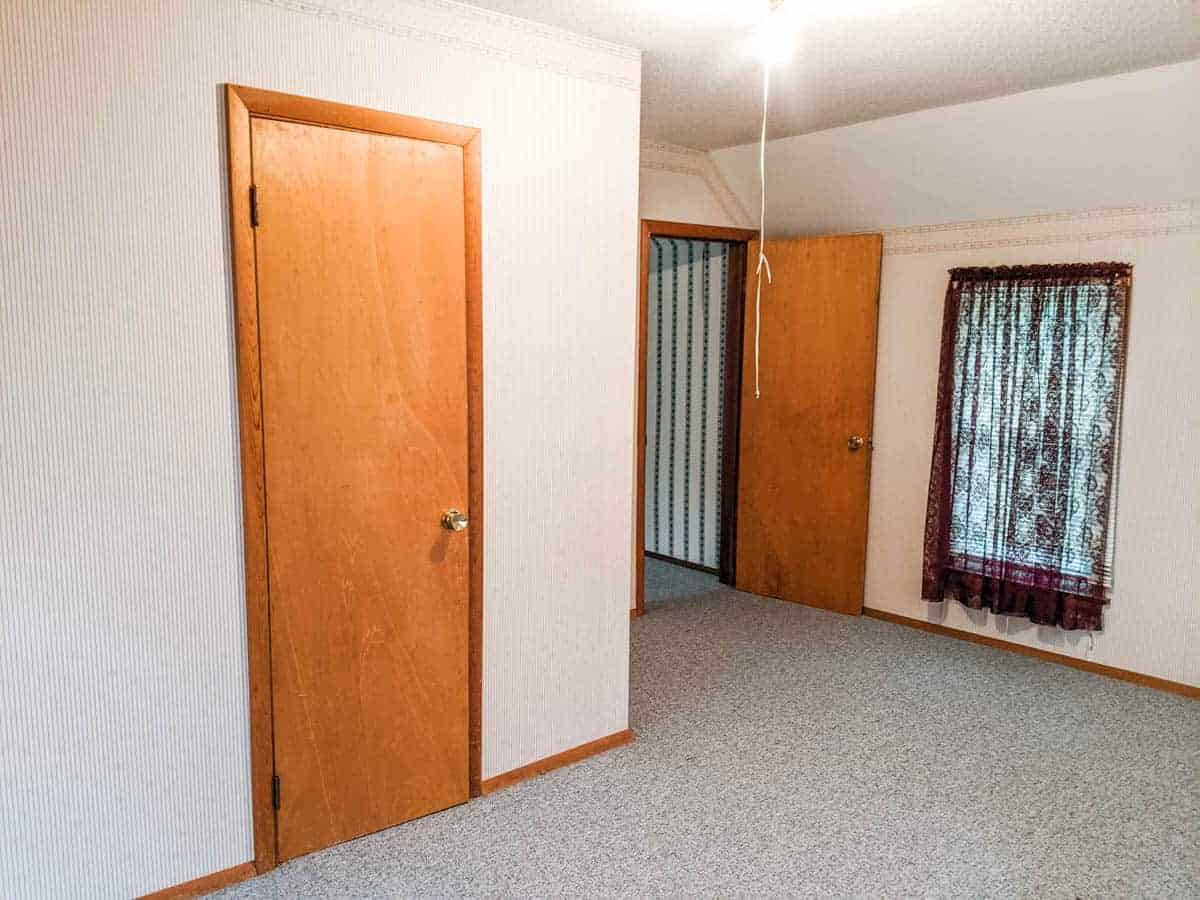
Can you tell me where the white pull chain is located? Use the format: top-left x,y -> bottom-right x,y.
754,61 -> 771,400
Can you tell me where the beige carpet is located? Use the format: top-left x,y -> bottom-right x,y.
216,558 -> 1200,898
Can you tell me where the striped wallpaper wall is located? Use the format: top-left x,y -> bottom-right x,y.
1,1 -> 639,895
645,238 -> 729,569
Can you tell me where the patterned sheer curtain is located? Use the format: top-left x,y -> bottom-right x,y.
922,263 -> 1131,631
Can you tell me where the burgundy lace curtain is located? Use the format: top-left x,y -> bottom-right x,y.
921,263 -> 1131,631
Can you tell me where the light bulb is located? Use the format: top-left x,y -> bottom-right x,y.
750,2 -> 798,65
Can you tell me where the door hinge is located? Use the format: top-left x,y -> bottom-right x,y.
272,774 -> 281,810
249,185 -> 260,228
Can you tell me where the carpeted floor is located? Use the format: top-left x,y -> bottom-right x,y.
216,559 -> 1200,898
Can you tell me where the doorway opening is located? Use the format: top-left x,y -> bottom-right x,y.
634,221 -> 757,616
634,227 -> 884,619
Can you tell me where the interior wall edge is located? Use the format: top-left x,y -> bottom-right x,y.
1,1 -> 640,895
639,139 -> 754,228
248,0 -> 641,89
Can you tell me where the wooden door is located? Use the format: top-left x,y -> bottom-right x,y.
735,234 -> 882,614
251,116 -> 470,861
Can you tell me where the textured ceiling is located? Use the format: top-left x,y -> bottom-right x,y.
466,0 -> 1200,149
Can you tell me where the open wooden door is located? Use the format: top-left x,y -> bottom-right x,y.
735,234 -> 882,614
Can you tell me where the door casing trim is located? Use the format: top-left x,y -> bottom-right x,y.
224,84 -> 484,874
634,220 -> 757,615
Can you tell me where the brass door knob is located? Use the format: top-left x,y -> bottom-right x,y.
848,435 -> 865,451
441,509 -> 469,532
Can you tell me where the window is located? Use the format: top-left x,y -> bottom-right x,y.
921,263 -> 1130,631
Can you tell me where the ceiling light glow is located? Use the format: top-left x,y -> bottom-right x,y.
750,1 -> 798,65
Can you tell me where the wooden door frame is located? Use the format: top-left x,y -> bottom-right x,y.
224,84 -> 484,874
633,220 -> 757,616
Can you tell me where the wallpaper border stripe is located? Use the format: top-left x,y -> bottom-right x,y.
645,238 -> 728,568
715,245 -> 728,559
668,241 -> 679,553
652,238 -> 663,547
683,240 -> 695,560
249,0 -> 641,90
699,242 -> 711,559
882,202 -> 1200,256
639,140 -> 754,227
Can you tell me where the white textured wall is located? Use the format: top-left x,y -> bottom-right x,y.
639,140 -> 751,227
713,60 -> 1200,236
710,62 -> 1200,686
0,1 -> 639,896
868,207 -> 1200,687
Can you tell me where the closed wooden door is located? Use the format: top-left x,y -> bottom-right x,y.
735,234 -> 882,614
251,116 -> 470,861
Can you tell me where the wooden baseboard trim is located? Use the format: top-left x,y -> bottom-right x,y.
481,728 -> 634,795
138,862 -> 256,900
863,608 -> 1198,700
